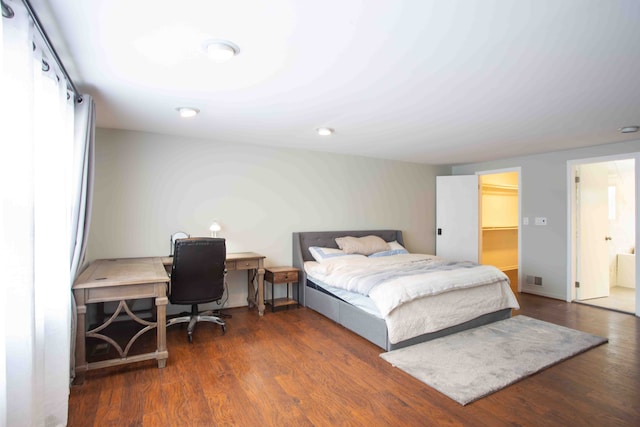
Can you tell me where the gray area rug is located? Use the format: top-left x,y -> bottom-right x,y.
380,315 -> 607,405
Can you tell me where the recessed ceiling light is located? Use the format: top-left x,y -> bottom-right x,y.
203,39 -> 240,62
317,127 -> 334,136
619,126 -> 639,133
176,107 -> 199,118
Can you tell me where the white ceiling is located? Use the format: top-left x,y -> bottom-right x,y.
35,0 -> 640,165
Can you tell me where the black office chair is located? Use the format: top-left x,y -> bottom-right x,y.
167,237 -> 227,343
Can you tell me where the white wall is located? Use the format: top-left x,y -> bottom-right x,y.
87,128 -> 449,308
453,140 -> 640,301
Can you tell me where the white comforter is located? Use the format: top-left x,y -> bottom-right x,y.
304,254 -> 510,317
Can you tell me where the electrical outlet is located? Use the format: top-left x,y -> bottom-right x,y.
534,217 -> 547,226
526,275 -> 535,284
90,342 -> 110,357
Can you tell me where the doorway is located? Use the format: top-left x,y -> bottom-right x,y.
435,169 -> 522,297
570,157 -> 636,314
479,170 -> 520,296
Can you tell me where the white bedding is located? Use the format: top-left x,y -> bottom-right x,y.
304,254 -> 520,343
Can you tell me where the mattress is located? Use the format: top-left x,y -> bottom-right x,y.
305,267 -> 519,344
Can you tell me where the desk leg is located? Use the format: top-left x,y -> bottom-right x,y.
247,271 -> 256,309
155,284 -> 169,368
245,260 -> 266,316
257,266 -> 265,316
73,290 -> 88,384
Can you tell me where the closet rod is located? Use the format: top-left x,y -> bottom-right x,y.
22,0 -> 81,102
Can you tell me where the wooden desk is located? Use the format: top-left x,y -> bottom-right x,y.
72,257 -> 169,383
161,252 -> 267,316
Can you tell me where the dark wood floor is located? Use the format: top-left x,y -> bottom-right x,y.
68,293 -> 640,426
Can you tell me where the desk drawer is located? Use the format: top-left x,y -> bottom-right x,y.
267,270 -> 299,284
85,283 -> 159,304
232,259 -> 260,270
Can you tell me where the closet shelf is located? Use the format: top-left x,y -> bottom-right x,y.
482,183 -> 518,190
482,226 -> 518,230
481,183 -> 518,195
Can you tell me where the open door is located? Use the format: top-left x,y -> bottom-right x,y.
576,162 -> 610,300
436,175 -> 478,262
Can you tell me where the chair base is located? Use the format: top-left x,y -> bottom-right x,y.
167,304 -> 226,343
212,309 -> 232,319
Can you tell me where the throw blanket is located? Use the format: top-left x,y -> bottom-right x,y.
304,254 -> 509,317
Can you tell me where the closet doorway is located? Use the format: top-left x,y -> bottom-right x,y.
479,170 -> 520,295
435,169 -> 521,296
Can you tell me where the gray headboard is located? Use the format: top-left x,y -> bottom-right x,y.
292,229 -> 404,306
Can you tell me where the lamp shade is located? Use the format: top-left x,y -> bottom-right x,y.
209,221 -> 222,237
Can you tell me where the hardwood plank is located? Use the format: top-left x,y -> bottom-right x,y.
201,357 -> 261,426
69,294 -> 640,426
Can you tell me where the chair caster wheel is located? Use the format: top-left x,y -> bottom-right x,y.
188,334 -> 193,343
221,324 -> 226,334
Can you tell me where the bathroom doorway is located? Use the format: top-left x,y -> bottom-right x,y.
570,156 -> 636,314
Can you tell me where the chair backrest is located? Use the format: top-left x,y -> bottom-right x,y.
169,237 -> 226,305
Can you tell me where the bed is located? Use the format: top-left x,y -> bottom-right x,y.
292,230 -> 519,351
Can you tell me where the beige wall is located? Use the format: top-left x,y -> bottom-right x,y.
87,128 -> 449,307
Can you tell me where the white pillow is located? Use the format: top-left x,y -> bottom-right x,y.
309,246 -> 363,262
369,240 -> 409,257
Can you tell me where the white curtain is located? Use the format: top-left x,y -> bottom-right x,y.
69,95 -> 95,381
1,0 -> 76,425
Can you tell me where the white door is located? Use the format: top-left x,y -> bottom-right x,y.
576,163 -> 610,300
436,175 -> 479,262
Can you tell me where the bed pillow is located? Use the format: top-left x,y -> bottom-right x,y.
309,246 -> 361,262
335,235 -> 390,256
369,240 -> 410,257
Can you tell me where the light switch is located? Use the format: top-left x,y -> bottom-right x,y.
534,217 -> 547,226
523,217 -> 529,225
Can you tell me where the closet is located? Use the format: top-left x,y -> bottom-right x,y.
480,172 -> 519,293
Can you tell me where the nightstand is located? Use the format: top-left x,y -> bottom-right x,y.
264,266 -> 300,312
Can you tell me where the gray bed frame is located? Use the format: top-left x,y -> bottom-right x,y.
292,229 -> 512,351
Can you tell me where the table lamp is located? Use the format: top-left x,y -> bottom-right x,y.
209,221 -> 222,237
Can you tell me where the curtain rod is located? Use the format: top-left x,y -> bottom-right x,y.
21,0 -> 82,102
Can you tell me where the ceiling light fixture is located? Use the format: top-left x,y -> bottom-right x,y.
203,39 -> 240,62
619,126 -> 640,133
317,127 -> 334,136
176,107 -> 199,118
